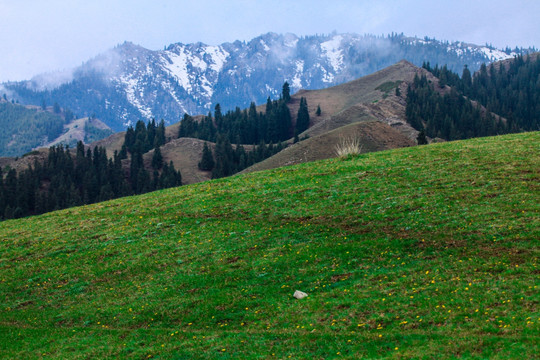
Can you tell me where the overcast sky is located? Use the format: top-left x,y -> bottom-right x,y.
1,0 -> 539,82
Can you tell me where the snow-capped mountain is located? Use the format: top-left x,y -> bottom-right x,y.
1,32 -> 527,131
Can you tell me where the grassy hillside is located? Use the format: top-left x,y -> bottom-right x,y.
0,132 -> 538,359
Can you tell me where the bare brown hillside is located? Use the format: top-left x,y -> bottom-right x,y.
242,121 -> 414,174
288,60 -> 424,134
142,138 -> 212,185
241,60 -> 426,174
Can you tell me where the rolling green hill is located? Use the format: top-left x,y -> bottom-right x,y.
0,132 -> 538,359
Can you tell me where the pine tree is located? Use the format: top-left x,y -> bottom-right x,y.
214,104 -> 223,131
282,82 -> 291,102
417,130 -> 428,145
295,97 -> 310,135
461,65 -> 472,95
152,147 -> 163,170
198,142 -> 215,171
155,119 -> 166,147
316,104 -> 321,116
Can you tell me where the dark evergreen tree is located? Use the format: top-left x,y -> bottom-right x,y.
417,130 -> 428,145
214,104 -> 224,131
152,147 -> 163,170
64,109 -> 74,122
282,82 -> 291,102
198,142 -> 215,171
212,135 -> 235,179
53,102 -> 61,114
295,97 -> 310,135
155,119 -> 166,146
461,65 -> 472,95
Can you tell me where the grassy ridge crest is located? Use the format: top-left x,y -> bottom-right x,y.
1,132 -> 539,359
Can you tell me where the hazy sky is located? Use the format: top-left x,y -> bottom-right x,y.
1,0 -> 539,82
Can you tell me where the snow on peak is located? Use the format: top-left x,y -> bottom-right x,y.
479,47 -> 515,62
291,60 -> 304,89
160,45 -> 229,99
119,75 -> 153,119
260,40 -> 270,51
161,48 -> 193,94
205,46 -> 230,72
321,35 -> 344,72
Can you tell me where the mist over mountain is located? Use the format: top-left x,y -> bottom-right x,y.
1,32 -> 532,131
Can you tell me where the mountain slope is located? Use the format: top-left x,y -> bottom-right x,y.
243,120 -> 414,173
289,60 -> 424,137
0,132 -> 538,358
0,100 -> 66,156
2,32 -> 529,130
242,60 -> 424,173
0,98 -> 113,157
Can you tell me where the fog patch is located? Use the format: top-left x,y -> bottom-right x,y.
74,45 -> 124,81
268,33 -> 300,64
26,68 -> 75,91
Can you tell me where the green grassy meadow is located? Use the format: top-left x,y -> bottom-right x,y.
0,132 -> 538,359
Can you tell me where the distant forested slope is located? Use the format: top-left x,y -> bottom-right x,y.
406,54 -> 540,140
0,101 -> 66,156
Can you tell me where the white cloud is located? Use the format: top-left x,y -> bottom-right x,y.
0,0 -> 538,82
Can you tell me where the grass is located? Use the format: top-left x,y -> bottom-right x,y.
335,136 -> 363,157
0,132 -> 539,359
375,81 -> 403,98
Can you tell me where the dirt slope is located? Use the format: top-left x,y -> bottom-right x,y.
242,121 -> 414,174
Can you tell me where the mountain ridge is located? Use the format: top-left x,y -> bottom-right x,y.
1,32 -> 531,131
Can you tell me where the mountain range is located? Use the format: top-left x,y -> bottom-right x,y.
1,32 -> 531,132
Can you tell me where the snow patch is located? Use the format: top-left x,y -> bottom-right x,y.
479,47 -> 515,61
119,75 -> 153,119
162,49 -> 193,94
260,40 -> 270,51
265,84 -> 277,94
161,80 -> 182,107
321,35 -> 344,72
160,45 -> 228,99
205,45 -> 229,72
318,64 -> 334,83
292,60 -> 304,88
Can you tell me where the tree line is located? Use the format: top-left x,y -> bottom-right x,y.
0,120 -> 181,221
411,55 -> 540,141
163,81 -> 312,179
180,82 -> 311,178
406,73 -> 504,140
178,82 -> 312,143
0,80 -> 316,219
198,137 -> 284,179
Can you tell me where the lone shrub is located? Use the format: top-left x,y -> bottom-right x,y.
335,136 -> 363,157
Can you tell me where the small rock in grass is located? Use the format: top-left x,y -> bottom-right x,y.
293,290 -> 308,299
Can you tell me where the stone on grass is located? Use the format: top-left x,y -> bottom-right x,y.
293,290 -> 308,299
